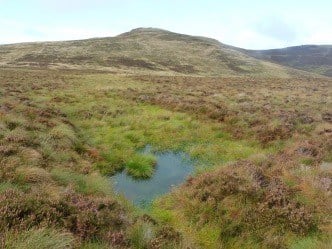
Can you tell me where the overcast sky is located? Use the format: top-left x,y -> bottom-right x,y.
0,0 -> 331,49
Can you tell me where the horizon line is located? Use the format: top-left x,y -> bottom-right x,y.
0,27 -> 331,50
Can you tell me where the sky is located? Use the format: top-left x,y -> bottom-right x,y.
0,0 -> 331,49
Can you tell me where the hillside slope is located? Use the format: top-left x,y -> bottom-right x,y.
243,45 -> 332,76
0,28 -> 302,77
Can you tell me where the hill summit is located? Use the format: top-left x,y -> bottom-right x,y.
0,28 -> 329,77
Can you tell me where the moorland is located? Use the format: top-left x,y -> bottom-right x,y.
0,28 -> 331,249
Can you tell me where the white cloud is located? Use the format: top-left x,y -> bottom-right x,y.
255,17 -> 297,43
307,30 -> 332,45
0,18 -> 118,44
199,13 -> 331,49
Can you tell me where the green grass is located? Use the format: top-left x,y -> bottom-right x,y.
301,157 -> 315,166
4,228 -> 74,249
51,168 -> 112,196
49,74 -> 266,178
79,242 -> 112,249
126,153 -> 157,178
0,182 -> 19,193
289,236 -> 332,249
127,221 -> 154,249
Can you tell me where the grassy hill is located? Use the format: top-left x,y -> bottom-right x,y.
243,45 -> 332,76
0,28 -> 305,77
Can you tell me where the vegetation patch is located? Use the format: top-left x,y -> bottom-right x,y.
4,228 -> 75,249
51,169 -> 112,196
125,154 -> 157,178
0,68 -> 331,248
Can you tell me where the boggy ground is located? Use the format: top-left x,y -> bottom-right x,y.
0,69 -> 183,249
124,74 -> 332,248
0,68 -> 331,248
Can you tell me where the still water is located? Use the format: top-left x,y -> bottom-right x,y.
112,146 -> 194,207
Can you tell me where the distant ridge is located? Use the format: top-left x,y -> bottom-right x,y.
242,45 -> 332,77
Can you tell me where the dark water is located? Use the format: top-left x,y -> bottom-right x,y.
111,146 -> 194,207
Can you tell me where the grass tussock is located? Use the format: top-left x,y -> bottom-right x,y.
51,169 -> 112,196
126,154 -> 157,178
16,166 -> 51,184
4,228 -> 75,249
